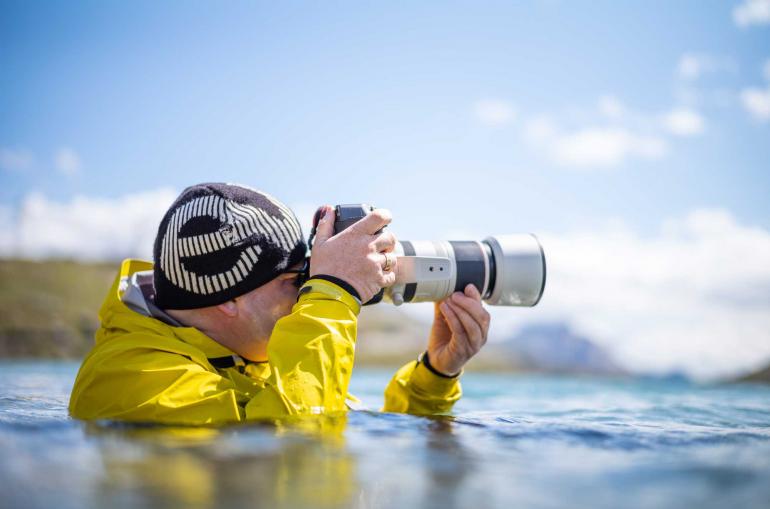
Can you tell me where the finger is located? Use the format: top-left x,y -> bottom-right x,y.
372,230 -> 397,252
433,301 -> 444,321
439,300 -> 467,340
431,302 -> 451,337
311,205 -> 335,245
464,284 -> 482,301
350,208 -> 392,235
380,268 -> 397,288
451,291 -> 490,331
446,300 -> 485,351
380,252 -> 397,273
445,299 -> 484,349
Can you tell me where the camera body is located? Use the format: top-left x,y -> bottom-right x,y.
333,204 -> 376,235
331,204 -> 385,304
319,204 -> 546,307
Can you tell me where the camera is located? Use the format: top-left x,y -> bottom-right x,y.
309,204 -> 546,307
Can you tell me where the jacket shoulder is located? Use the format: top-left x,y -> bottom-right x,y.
69,332 -> 242,423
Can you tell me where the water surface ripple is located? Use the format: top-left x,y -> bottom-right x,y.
1,361 -> 768,509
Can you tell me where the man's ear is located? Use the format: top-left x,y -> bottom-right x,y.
216,299 -> 239,318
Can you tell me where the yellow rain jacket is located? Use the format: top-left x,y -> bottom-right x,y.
69,260 -> 461,424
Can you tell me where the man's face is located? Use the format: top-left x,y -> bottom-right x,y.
233,262 -> 303,357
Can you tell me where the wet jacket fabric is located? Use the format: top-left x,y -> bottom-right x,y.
69,260 -> 461,425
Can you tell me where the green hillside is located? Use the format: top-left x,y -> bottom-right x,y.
0,259 -> 117,357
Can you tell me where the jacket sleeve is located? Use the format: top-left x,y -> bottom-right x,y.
381,360 -> 462,415
244,279 -> 359,418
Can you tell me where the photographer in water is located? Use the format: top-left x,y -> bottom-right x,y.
69,183 -> 490,424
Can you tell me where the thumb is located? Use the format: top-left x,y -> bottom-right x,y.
311,205 -> 335,246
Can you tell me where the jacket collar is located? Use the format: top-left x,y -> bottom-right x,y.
108,259 -> 239,360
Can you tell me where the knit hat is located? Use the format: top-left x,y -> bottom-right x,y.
153,183 -> 307,310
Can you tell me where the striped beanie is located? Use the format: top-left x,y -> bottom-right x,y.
152,183 -> 307,310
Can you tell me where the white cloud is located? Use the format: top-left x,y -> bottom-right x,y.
0,204 -> 14,249
521,90 -> 707,169
733,0 -> 770,27
674,53 -> 736,112
741,87 -> 770,121
0,147 -> 34,172
678,54 -> 705,80
473,99 -> 516,127
533,126 -> 668,168
676,53 -> 735,81
662,108 -> 706,136
0,188 -> 178,261
520,209 -> 770,380
738,58 -> 770,122
597,95 -> 625,119
54,147 -> 82,177
523,115 -> 557,143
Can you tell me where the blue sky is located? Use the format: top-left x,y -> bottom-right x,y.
1,1 -> 769,377
1,0 -> 768,237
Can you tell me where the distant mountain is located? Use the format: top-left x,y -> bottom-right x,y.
734,363 -> 770,383
356,313 -> 627,376
491,322 -> 625,376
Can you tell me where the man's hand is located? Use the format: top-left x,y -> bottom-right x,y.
426,284 -> 490,376
309,205 -> 398,302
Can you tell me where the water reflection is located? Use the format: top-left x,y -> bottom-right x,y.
422,419 -> 475,509
86,416 -> 358,509
3,363 -> 770,509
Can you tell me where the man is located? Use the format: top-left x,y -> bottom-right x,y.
69,183 -> 490,424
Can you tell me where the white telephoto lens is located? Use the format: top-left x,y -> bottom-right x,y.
385,234 -> 545,307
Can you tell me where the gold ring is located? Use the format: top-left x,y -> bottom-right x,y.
382,253 -> 394,272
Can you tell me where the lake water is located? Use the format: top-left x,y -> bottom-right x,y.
1,361 -> 769,509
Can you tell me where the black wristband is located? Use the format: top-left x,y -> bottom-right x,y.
306,275 -> 362,302
419,351 -> 460,379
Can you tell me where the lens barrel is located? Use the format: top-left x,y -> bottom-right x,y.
387,234 -> 545,307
